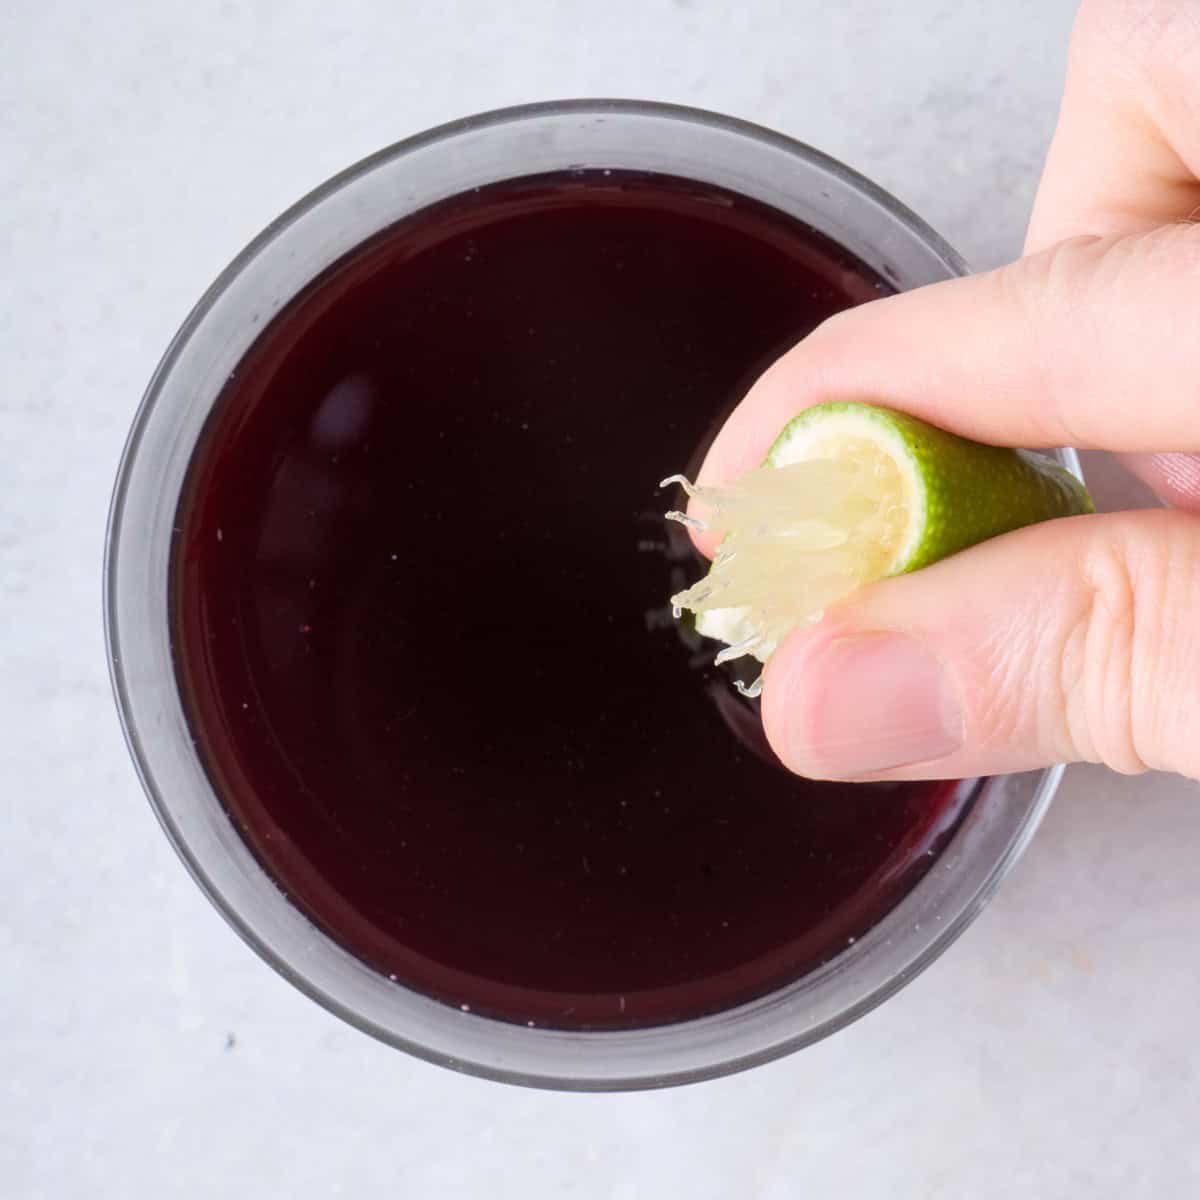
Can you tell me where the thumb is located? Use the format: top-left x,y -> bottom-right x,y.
761,508 -> 1200,782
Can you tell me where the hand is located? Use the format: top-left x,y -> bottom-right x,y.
697,0 -> 1200,782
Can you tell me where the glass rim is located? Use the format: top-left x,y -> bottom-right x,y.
105,99 -> 1064,1091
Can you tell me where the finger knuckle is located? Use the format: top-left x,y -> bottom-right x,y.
1067,526 -> 1145,773
1069,512 -> 1200,774
1003,229 -> 1200,451
1098,224 -> 1200,284
992,241 -> 1105,446
1126,513 -> 1200,774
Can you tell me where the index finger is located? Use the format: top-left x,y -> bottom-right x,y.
695,225 -> 1200,493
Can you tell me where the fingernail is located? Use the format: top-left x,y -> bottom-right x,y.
775,632 -> 963,777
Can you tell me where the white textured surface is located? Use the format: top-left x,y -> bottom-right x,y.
5,2 -> 1199,1196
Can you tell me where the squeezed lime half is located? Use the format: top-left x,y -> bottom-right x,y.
663,401 -> 1093,694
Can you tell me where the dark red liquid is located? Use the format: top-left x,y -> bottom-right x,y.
173,171 -> 972,1028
